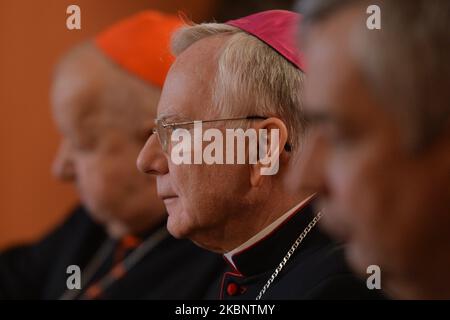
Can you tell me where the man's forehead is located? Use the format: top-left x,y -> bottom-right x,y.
157,111 -> 191,122
157,36 -> 228,120
303,7 -> 370,118
165,36 -> 224,90
174,34 -> 229,68
303,2 -> 368,65
156,71 -> 203,120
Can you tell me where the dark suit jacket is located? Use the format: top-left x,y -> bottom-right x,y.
218,201 -> 385,300
0,206 -> 224,300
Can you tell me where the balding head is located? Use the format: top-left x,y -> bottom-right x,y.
51,42 -> 165,237
52,42 -> 160,140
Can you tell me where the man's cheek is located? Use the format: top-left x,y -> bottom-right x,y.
328,156 -> 374,230
174,165 -> 200,195
80,163 -> 115,199
328,157 -> 360,204
83,177 -> 106,202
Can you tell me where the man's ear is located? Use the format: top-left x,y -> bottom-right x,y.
250,117 -> 289,187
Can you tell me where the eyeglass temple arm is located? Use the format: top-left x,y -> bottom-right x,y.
159,116 -> 291,151
163,115 -> 268,127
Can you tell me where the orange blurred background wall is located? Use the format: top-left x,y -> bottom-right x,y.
0,0 -> 295,250
0,0 -> 218,250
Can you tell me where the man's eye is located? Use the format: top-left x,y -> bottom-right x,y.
147,128 -> 156,137
325,126 -> 355,146
137,128 -> 155,142
174,124 -> 196,132
74,144 -> 92,152
73,138 -> 96,152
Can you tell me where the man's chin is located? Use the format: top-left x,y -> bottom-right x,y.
319,212 -> 351,244
166,216 -> 189,239
163,196 -> 179,209
83,204 -> 109,224
344,242 -> 369,276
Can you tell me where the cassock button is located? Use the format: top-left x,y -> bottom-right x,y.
226,282 -> 240,296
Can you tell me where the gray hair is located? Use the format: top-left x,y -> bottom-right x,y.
171,22 -> 307,150
298,0 -> 450,150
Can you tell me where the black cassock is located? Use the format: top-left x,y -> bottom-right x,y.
0,206 -> 224,300
216,201 -> 386,300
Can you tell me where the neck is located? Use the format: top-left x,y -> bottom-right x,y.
105,215 -> 165,239
218,187 -> 315,253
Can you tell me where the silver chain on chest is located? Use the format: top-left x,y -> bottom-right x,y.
255,211 -> 322,300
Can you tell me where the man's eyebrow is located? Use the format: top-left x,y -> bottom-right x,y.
158,110 -> 188,120
304,109 -> 359,132
304,111 -> 334,125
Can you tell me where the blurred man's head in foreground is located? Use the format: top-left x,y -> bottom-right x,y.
51,11 -> 181,237
294,0 -> 450,298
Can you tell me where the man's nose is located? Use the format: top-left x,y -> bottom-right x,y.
137,134 -> 169,175
52,142 -> 75,182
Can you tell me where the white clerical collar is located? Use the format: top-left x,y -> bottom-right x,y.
224,193 -> 316,271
